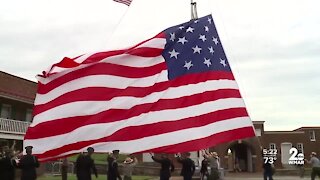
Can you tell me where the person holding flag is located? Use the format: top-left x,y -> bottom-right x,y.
175,152 -> 195,180
16,146 -> 39,180
151,153 -> 175,180
107,150 -> 122,180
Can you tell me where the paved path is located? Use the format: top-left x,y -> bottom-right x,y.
168,175 -> 309,180
225,176 -> 308,180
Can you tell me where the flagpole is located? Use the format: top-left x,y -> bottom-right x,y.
191,0 -> 198,20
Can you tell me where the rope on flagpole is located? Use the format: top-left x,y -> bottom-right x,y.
106,3 -> 132,48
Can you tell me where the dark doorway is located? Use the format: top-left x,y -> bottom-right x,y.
227,142 -> 254,172
233,143 -> 248,171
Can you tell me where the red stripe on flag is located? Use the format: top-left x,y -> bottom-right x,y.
127,47 -> 164,57
138,127 -> 256,153
37,60 -> 167,94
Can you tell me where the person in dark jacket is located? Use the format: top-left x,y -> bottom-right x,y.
0,149 -> 16,180
107,150 -> 122,180
200,157 -> 209,180
175,152 -> 195,180
263,161 -> 274,180
61,158 -> 69,180
17,146 -> 40,180
151,153 -> 175,180
76,147 -> 98,180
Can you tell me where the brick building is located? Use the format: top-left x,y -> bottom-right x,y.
0,71 -> 37,150
0,71 -> 319,173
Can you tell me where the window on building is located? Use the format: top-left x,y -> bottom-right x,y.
25,109 -> 33,122
310,131 -> 316,141
255,128 -> 261,136
0,104 -> 12,119
297,143 -> 304,153
269,143 -> 276,149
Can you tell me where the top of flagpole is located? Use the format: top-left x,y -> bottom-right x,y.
191,0 -> 198,20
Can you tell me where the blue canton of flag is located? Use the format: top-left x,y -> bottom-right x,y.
162,15 -> 230,80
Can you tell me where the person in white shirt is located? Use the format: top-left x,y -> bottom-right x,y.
305,152 -> 320,180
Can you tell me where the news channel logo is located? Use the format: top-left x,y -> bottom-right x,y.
263,147 -> 305,165
288,147 -> 304,165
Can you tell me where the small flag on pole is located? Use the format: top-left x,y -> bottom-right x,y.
113,0 -> 132,6
24,14 -> 255,161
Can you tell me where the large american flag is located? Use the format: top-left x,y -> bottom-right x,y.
24,14 -> 255,161
113,0 -> 132,6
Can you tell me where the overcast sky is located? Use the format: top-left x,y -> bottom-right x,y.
1,0 -> 319,131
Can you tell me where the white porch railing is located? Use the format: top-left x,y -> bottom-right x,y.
0,118 -> 30,135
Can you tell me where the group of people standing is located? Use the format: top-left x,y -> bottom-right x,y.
149,151 -> 221,180
200,151 -> 221,180
75,148 -> 221,180
75,148 -> 138,180
0,145 -> 39,180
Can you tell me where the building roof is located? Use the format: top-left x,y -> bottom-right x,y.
252,121 -> 265,124
0,71 -> 37,104
264,131 -> 305,134
294,127 -> 320,131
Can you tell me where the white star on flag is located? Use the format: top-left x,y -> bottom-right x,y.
204,26 -> 209,32
199,34 -> 207,42
212,37 -> 219,45
204,58 -> 212,67
178,26 -> 184,30
220,58 -> 227,67
186,27 -> 195,33
170,33 -> 175,42
192,45 -> 202,54
178,37 -> 188,45
168,49 -> 180,59
184,61 -> 193,70
208,46 -> 214,55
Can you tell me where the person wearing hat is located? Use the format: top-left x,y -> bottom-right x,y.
0,148 -> 16,180
151,153 -> 175,180
75,147 -> 98,180
175,152 -> 195,180
16,146 -> 39,180
122,156 -> 138,180
305,152 -> 320,180
203,151 -> 220,180
107,150 -> 122,180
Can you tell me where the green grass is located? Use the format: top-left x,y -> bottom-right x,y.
38,174 -> 153,180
